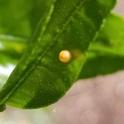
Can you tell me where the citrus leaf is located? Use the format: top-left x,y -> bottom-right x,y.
0,0 -> 116,110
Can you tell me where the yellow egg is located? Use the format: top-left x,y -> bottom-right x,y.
59,50 -> 72,63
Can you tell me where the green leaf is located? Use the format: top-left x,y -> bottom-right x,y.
0,0 -> 115,110
79,14 -> 124,78
0,34 -> 27,70
0,34 -> 27,61
0,0 -> 32,37
91,14 -> 124,56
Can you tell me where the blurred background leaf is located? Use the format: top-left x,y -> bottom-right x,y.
79,14 -> 124,79
0,0 -> 32,37
0,35 -> 27,61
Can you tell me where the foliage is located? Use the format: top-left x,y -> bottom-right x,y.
79,14 -> 124,78
0,0 -> 123,111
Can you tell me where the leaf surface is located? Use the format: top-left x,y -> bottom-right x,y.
0,0 -> 116,110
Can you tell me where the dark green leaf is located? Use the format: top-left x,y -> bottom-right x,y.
0,0 -> 115,110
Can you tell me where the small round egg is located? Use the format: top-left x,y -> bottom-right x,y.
59,50 -> 72,63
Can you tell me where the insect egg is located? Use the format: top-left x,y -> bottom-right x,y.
59,50 -> 72,63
